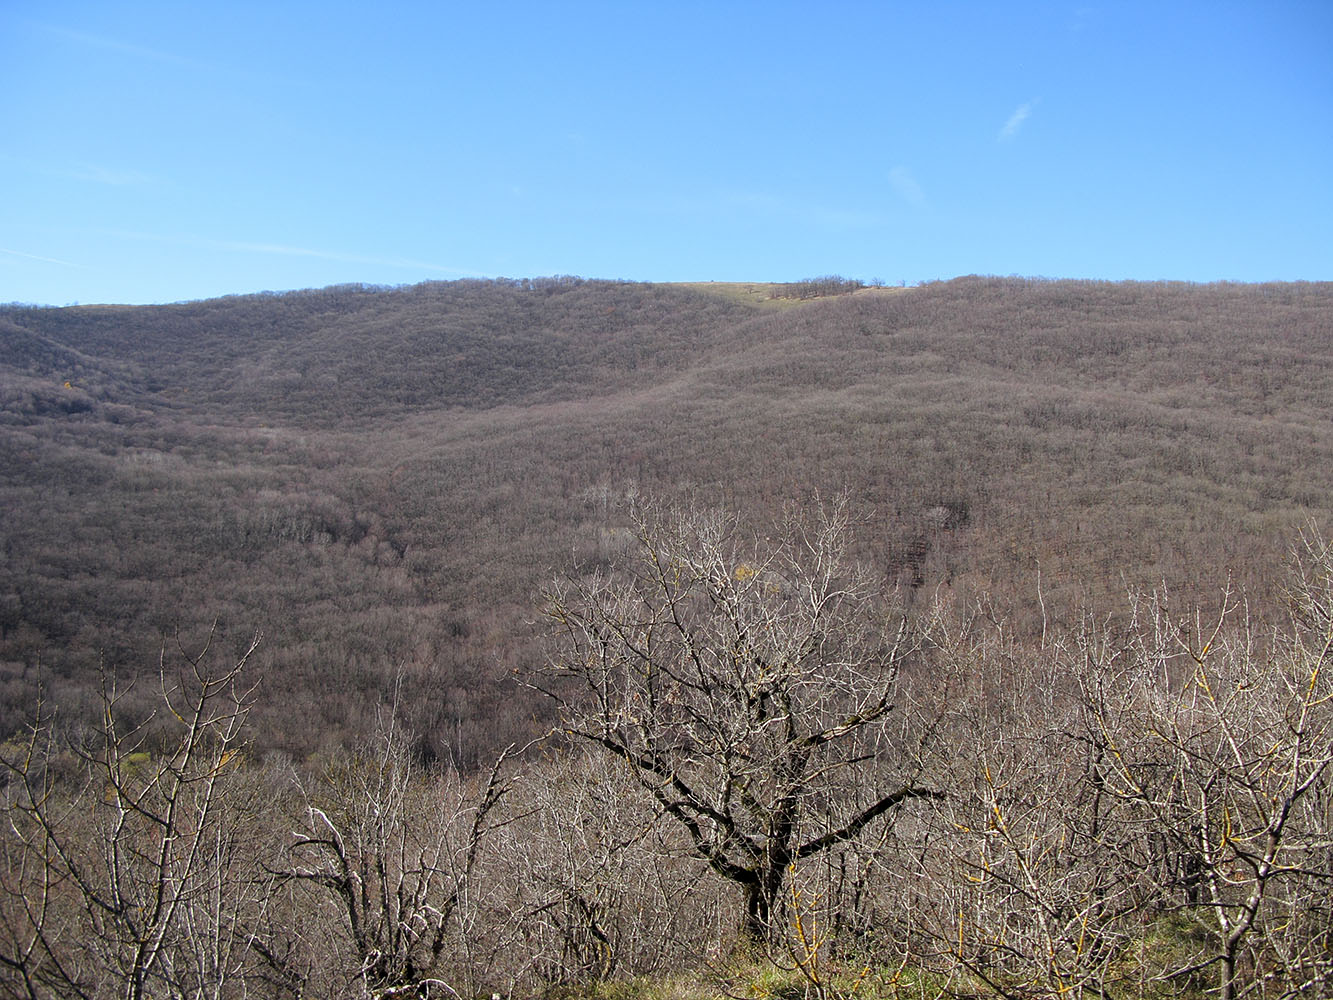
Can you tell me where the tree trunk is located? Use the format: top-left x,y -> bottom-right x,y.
740,863 -> 788,944
1219,950 -> 1236,1000
742,882 -> 770,944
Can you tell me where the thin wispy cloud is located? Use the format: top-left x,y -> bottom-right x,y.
220,240 -> 484,276
2,154 -> 155,187
888,166 -> 926,208
30,20 -> 313,92
103,230 -> 486,278
1068,6 -> 1097,34
999,100 -> 1039,141
65,164 -> 156,186
0,247 -> 82,267
32,21 -> 202,69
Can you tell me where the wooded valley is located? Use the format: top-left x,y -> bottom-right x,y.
1,277 -> 1331,998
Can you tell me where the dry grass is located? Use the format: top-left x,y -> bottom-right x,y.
673,282 -> 810,310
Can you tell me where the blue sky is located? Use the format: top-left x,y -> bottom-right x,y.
3,1 -> 1331,305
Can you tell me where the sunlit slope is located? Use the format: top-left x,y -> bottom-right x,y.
2,277 -> 1331,759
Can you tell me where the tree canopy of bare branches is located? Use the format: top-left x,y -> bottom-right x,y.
0,628 -> 261,1000
540,494 -> 941,941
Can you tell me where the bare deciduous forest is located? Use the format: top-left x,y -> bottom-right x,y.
1,276 -> 1331,998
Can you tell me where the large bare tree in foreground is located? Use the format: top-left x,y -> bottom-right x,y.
541,494 -> 940,942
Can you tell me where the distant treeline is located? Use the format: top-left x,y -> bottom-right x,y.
771,274 -> 867,299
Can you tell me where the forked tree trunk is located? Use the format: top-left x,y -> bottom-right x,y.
742,882 -> 771,944
739,864 -> 788,944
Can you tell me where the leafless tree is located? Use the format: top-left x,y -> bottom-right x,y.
1080,530 -> 1333,1000
903,602 -> 1154,1000
540,493 -> 941,943
273,717 -> 515,999
493,750 -> 727,987
0,628 -> 263,1000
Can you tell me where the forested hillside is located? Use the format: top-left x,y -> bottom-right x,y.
2,276 -> 1332,762
4,276 -> 1333,999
